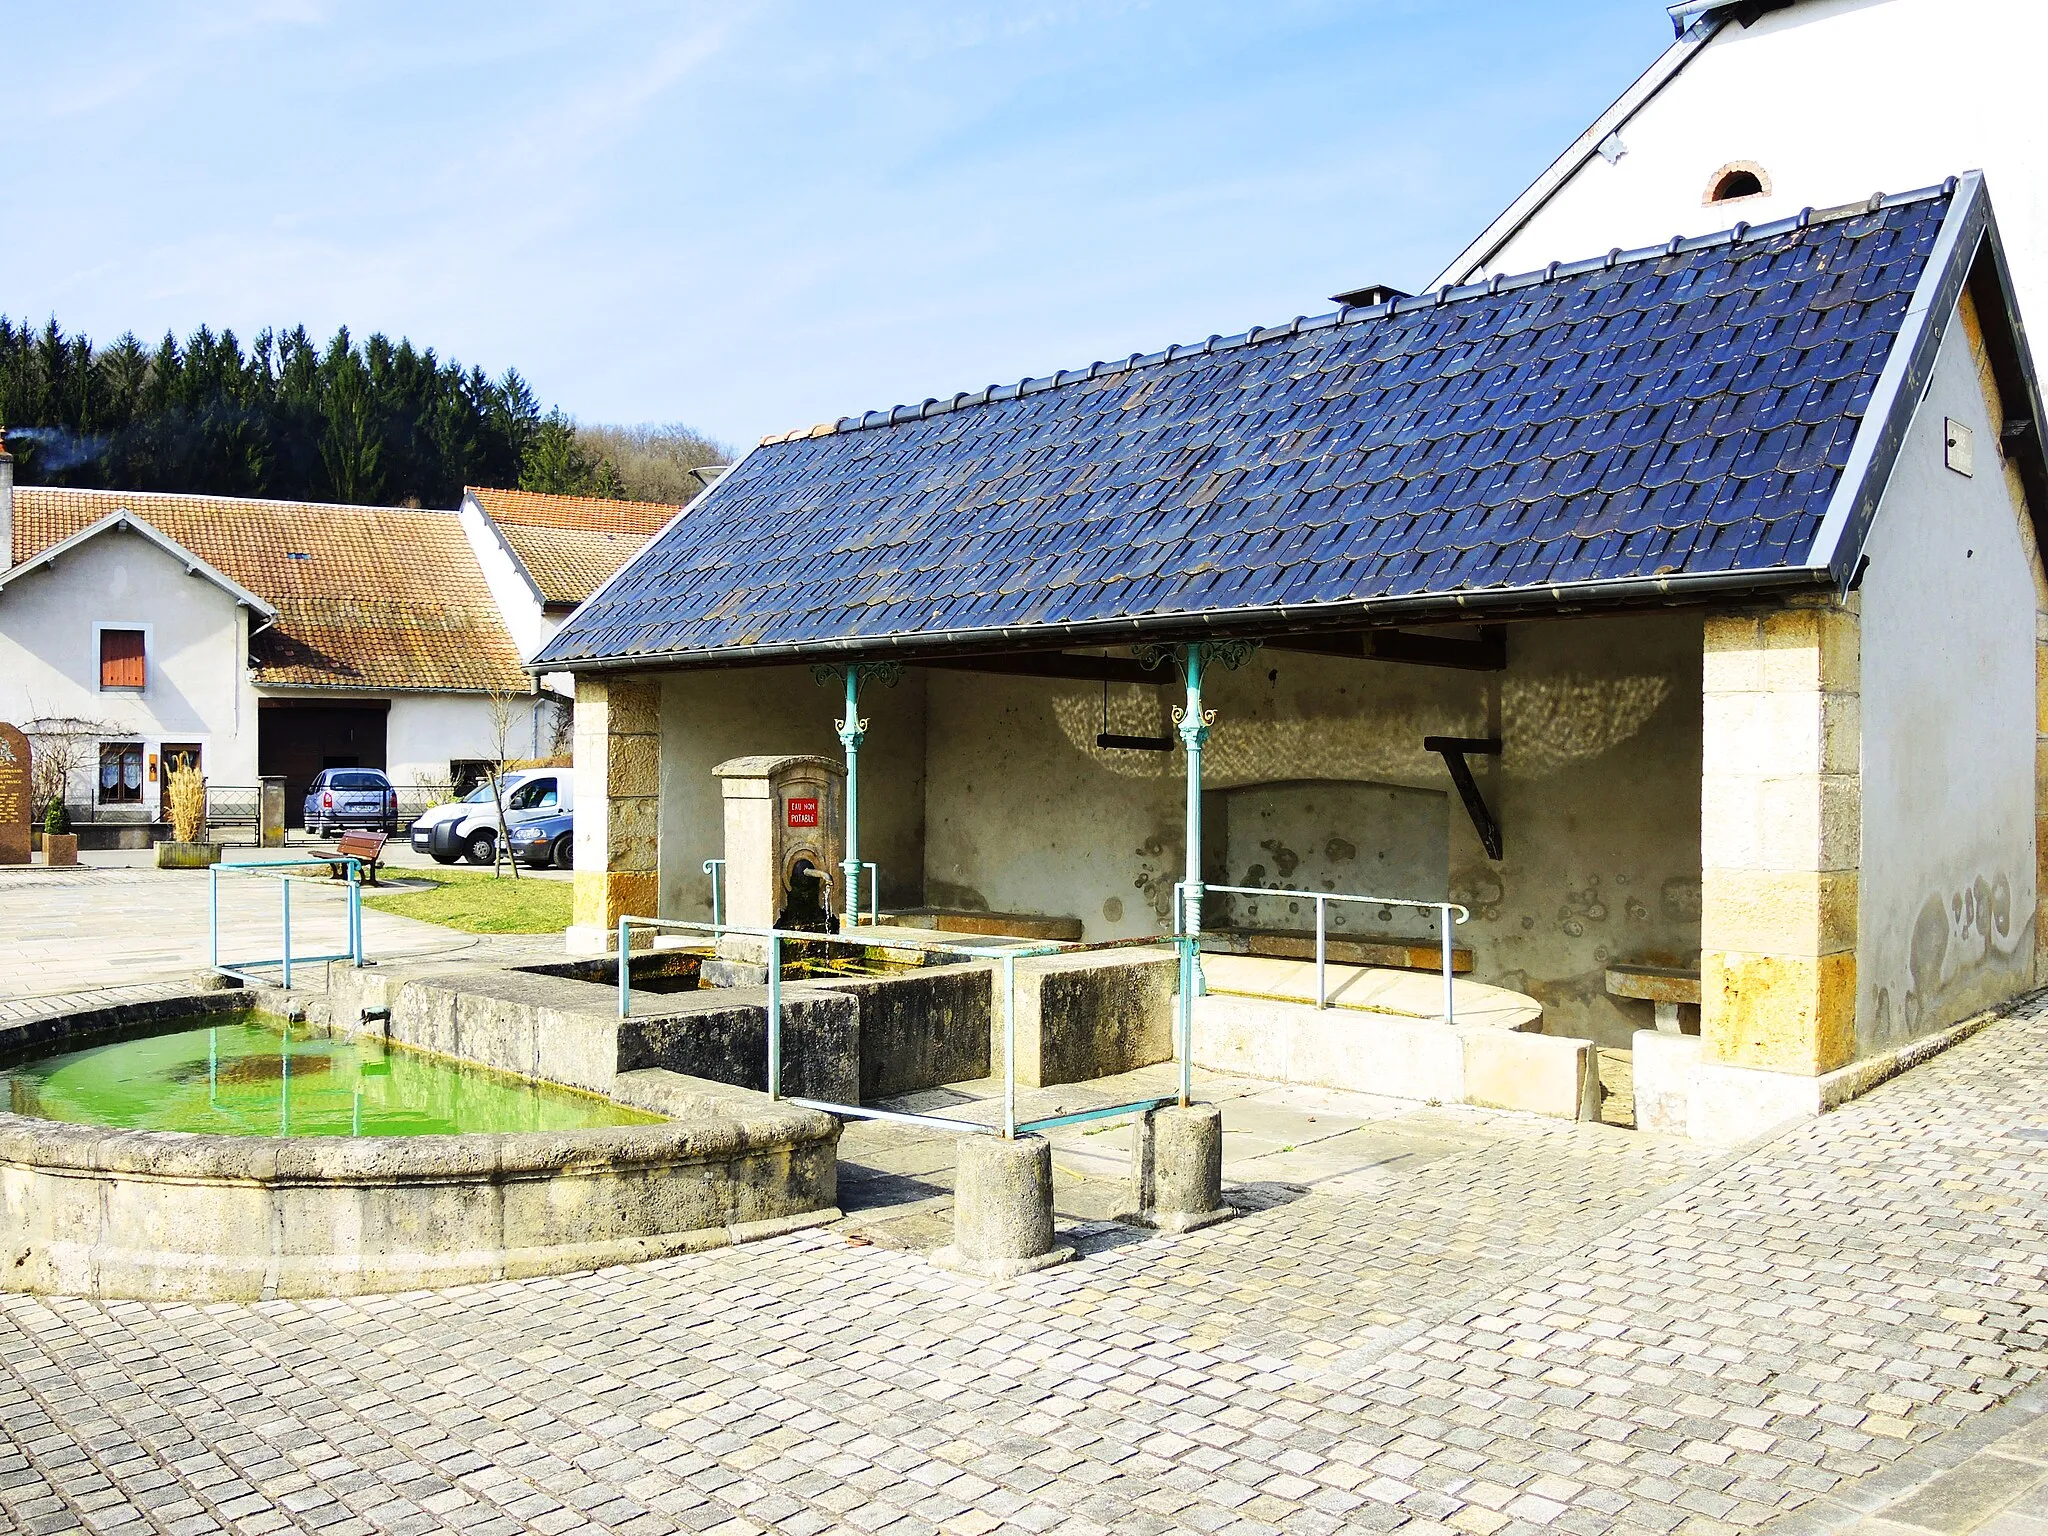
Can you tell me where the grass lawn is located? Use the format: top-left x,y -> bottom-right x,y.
363,868 -> 573,934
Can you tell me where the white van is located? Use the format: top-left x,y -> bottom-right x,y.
408,769 -> 575,865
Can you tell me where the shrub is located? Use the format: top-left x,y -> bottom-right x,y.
43,797 -> 69,835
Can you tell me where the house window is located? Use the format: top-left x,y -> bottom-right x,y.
99,628 -> 147,691
99,744 -> 144,805
1706,162 -> 1769,205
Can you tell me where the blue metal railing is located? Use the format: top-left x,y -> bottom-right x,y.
616,913 -> 1188,1139
1174,880 -> 1470,1019
209,855 -> 366,987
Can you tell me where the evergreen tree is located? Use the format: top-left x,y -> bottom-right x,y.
0,315 -> 632,507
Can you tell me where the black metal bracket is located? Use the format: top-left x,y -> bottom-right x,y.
1424,735 -> 1503,860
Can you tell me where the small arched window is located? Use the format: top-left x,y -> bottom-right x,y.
1706,162 -> 1769,205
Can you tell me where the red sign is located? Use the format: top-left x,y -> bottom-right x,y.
786,796 -> 819,828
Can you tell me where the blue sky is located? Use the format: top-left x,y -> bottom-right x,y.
6,2 -> 1674,449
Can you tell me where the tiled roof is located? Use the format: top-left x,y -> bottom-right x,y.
11,489 -> 528,693
465,486 -> 677,538
498,523 -> 651,607
536,187 -> 1957,670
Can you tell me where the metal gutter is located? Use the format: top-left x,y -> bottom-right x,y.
1807,176 -> 1985,583
1428,15 -> 1726,290
542,564 -> 1834,676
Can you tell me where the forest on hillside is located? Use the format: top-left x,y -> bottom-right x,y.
0,317 -> 727,508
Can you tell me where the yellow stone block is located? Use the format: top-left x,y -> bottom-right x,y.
573,869 -> 660,931
1702,614 -> 1766,694
609,796 -> 661,870
609,733 -> 662,800
604,678 -> 662,737
1702,948 -> 1856,1075
1759,606 -> 1858,691
1822,691 -> 1861,775
1700,869 -> 1857,956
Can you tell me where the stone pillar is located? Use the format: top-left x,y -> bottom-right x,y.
259,776 -> 287,848
932,1135 -> 1073,1279
1131,1104 -> 1231,1232
568,676 -> 660,955
1700,604 -> 1861,1077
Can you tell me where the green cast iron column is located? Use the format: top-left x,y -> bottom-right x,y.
837,666 -> 864,929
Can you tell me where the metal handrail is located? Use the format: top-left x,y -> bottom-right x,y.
1175,880 -> 1471,1021
702,859 -> 725,929
209,855 -> 367,987
617,913 -> 1187,1138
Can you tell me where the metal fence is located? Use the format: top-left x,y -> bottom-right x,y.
618,915 -> 1191,1139
1175,879 -> 1469,1019
209,855 -> 367,987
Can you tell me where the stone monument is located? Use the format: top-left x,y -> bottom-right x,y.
0,724 -> 31,865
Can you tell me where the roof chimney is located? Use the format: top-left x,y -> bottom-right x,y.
0,430 -> 13,573
1328,283 -> 1412,310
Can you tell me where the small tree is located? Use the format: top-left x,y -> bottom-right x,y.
21,712 -> 115,827
483,686 -> 523,880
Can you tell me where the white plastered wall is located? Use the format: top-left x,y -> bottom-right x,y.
0,529 -> 259,813
654,667 -> 929,920
384,692 -> 560,790
1450,0 -> 2048,307
1854,307 -> 2041,1052
918,616 -> 1703,1046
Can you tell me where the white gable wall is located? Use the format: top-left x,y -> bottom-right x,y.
1854,302 -> 2042,1052
0,528 -> 258,814
1443,0 -> 2048,308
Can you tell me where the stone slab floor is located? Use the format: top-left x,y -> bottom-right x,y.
0,863 -> 499,1009
7,989 -> 2048,1536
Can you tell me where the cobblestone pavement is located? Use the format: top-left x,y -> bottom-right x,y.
6,998 -> 2048,1536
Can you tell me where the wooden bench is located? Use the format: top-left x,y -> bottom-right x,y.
311,829 -> 388,886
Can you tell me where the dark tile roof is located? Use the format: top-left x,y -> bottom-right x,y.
537,187 -> 1955,670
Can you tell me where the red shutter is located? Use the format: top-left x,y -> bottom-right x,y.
100,629 -> 145,690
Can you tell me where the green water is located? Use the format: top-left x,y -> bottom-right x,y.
1,1018 -> 662,1138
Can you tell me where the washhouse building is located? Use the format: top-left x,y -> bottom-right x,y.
536,177 -> 2048,1138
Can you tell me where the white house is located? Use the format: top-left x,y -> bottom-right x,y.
0,457 -> 674,832
1432,0 -> 2048,311
457,486 -> 680,700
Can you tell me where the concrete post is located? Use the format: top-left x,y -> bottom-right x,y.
258,776 -> 287,848
568,676 -> 661,955
932,1134 -> 1073,1279
1700,605 -> 1861,1076
1131,1103 -> 1231,1232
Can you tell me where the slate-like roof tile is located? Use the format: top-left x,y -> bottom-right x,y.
539,191 -> 1952,668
